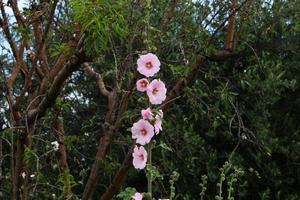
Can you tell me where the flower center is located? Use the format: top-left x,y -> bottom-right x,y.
140,80 -> 148,88
139,154 -> 144,161
140,128 -> 147,136
152,88 -> 159,95
146,62 -> 153,69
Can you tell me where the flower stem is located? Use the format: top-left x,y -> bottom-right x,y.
147,142 -> 152,199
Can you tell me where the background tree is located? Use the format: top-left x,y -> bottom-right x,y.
0,0 -> 299,199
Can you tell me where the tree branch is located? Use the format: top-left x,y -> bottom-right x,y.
83,63 -> 110,96
34,0 -> 59,74
82,56 -> 135,199
8,0 -> 25,28
26,53 -> 86,125
0,0 -> 18,59
82,88 -> 118,200
225,0 -> 237,51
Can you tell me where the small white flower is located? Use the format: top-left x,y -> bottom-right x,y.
53,164 -> 58,170
241,134 -> 247,140
51,141 -> 59,151
21,172 -> 26,179
84,132 -> 89,137
30,174 -> 35,178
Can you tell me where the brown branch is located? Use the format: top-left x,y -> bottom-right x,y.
39,24 -> 82,96
8,0 -> 25,28
82,53 -> 136,199
41,0 -> 58,49
83,81 -> 134,200
32,23 -> 49,76
25,51 -> 86,125
49,23 -> 82,80
225,0 -> 237,51
6,40 -> 28,113
159,0 -> 181,33
0,0 -> 18,59
83,63 -> 110,96
11,41 -> 32,111
53,107 -> 69,171
12,136 -> 24,200
82,89 -> 118,200
34,0 -> 58,74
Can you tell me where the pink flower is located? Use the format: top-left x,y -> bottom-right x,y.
132,146 -> 147,170
141,108 -> 153,120
137,53 -> 161,77
147,79 -> 167,105
132,192 -> 143,200
131,119 -> 154,145
136,78 -> 149,92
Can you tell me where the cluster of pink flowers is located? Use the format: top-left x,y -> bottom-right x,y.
131,53 -> 166,200
135,53 -> 167,105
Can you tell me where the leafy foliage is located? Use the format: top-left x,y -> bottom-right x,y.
71,0 -> 128,56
